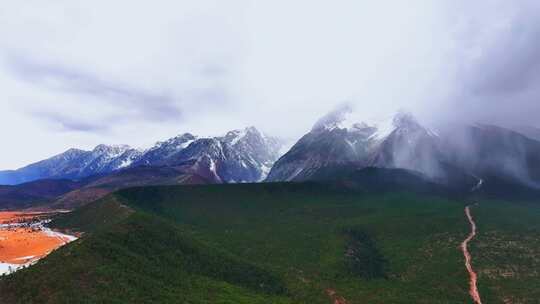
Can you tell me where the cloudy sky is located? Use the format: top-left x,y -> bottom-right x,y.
1,1 -> 539,169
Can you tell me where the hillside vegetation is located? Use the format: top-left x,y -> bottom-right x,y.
1,181 -> 539,303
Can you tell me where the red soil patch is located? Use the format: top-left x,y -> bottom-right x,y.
0,212 -> 75,265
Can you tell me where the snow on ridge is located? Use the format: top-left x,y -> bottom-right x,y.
208,158 -> 217,173
117,158 -> 134,169
93,144 -> 132,157
313,106 -> 441,142
228,128 -> 248,145
364,115 -> 396,141
222,126 -> 264,146
258,163 -> 273,182
180,139 -> 195,149
150,133 -> 197,150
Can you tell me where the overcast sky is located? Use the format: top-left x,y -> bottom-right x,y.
1,1 -> 539,169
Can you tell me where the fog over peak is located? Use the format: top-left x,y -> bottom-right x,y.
1,1 -> 539,169
426,1 -> 540,128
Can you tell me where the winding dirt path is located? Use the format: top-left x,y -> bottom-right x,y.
461,206 -> 482,304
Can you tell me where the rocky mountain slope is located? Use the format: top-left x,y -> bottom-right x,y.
442,124 -> 540,187
0,127 -> 282,186
135,127 -> 282,183
267,108 -> 540,191
0,179 -> 83,209
266,109 -> 442,182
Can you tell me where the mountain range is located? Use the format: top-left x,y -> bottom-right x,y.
0,126 -> 282,186
1,109 -> 540,209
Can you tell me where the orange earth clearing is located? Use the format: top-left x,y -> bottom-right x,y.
0,211 -> 73,265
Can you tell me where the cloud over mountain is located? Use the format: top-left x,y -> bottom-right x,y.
0,0 -> 539,169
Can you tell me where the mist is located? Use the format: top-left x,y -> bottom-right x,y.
428,1 -> 540,129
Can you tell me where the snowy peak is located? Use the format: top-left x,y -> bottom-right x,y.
388,111 -> 439,138
310,107 -> 432,142
135,133 -> 197,166
152,133 -> 197,152
223,127 -> 281,155
222,126 -> 270,147
49,148 -> 87,162
370,112 -> 443,179
159,133 -> 197,147
311,104 -> 353,132
267,109 -> 442,182
222,127 -> 253,145
392,111 -> 420,129
271,107 -> 540,189
92,144 -> 131,157
130,126 -> 282,183
174,126 -> 283,183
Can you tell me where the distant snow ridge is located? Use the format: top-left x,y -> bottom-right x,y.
129,126 -> 283,183
0,127 -> 284,185
0,144 -> 144,185
134,133 -> 198,166
164,126 -> 283,183
313,106 -> 436,141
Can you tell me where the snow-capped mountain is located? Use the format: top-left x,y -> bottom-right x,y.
0,127 -> 283,185
369,112 -> 443,179
266,107 -> 540,190
133,133 -> 197,167
147,126 -> 282,183
82,144 -> 143,173
266,108 -> 441,181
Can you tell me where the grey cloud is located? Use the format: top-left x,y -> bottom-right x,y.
29,111 -> 109,133
466,20 -> 540,95
445,3 -> 540,128
6,53 -> 183,122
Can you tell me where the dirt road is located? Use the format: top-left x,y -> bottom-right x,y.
461,206 -> 482,304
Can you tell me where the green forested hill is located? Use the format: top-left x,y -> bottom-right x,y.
1,181 -> 539,303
